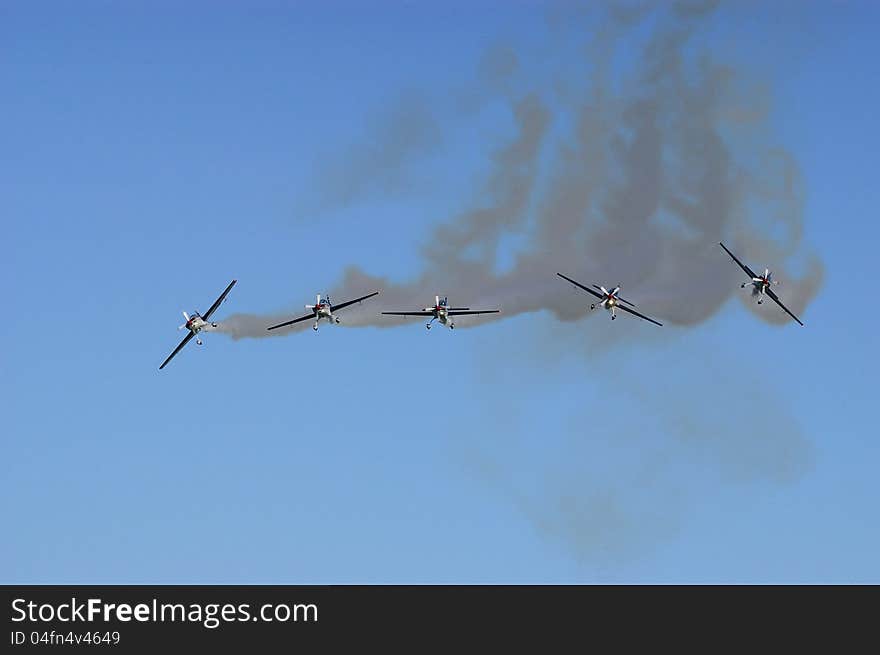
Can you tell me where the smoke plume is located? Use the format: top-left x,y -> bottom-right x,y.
213,2 -> 823,569
217,2 -> 822,340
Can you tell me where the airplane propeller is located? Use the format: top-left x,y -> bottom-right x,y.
307,293 -> 337,311
752,270 -> 779,286
178,311 -> 190,330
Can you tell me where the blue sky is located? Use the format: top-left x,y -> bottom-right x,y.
2,1 -> 878,583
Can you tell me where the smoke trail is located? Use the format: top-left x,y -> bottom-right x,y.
211,2 -> 823,570
217,2 -> 822,340
308,91 -> 442,212
459,331 -> 815,569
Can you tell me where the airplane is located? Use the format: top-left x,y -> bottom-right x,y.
718,242 -> 803,326
266,291 -> 380,332
381,295 -> 500,330
159,279 -> 237,370
556,273 -> 662,326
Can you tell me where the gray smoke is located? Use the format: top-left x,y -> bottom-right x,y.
217,2 -> 822,341
214,2 -> 823,569
460,333 -> 815,569
310,91 -> 442,212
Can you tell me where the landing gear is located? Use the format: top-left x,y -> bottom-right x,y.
757,299 -> 763,305
741,283 -> 746,289
590,303 -> 595,310
211,322 -> 218,328
313,323 -> 319,331
426,323 -> 432,330
450,323 -> 455,330
196,338 -> 203,345
335,316 -> 340,324
611,315 -> 616,320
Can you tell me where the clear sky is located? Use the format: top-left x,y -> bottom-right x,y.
2,1 -> 878,583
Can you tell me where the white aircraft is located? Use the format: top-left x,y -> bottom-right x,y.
267,291 -> 380,332
556,273 -> 662,326
381,295 -> 500,330
159,279 -> 237,370
719,242 -> 803,326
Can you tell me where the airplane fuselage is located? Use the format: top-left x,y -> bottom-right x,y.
309,302 -> 340,330
602,296 -> 618,318
426,305 -> 454,329
186,316 -> 209,334
591,295 -> 620,319
184,313 -> 218,345
742,276 -> 772,303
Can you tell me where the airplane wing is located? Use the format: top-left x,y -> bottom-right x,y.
267,312 -> 315,331
765,288 -> 804,326
719,243 -> 758,280
615,303 -> 663,327
329,291 -> 380,313
447,310 -> 500,316
381,311 -> 433,317
557,273 -> 604,299
159,331 -> 195,370
202,279 -> 238,321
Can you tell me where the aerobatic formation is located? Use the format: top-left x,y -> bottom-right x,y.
158,243 -> 805,370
